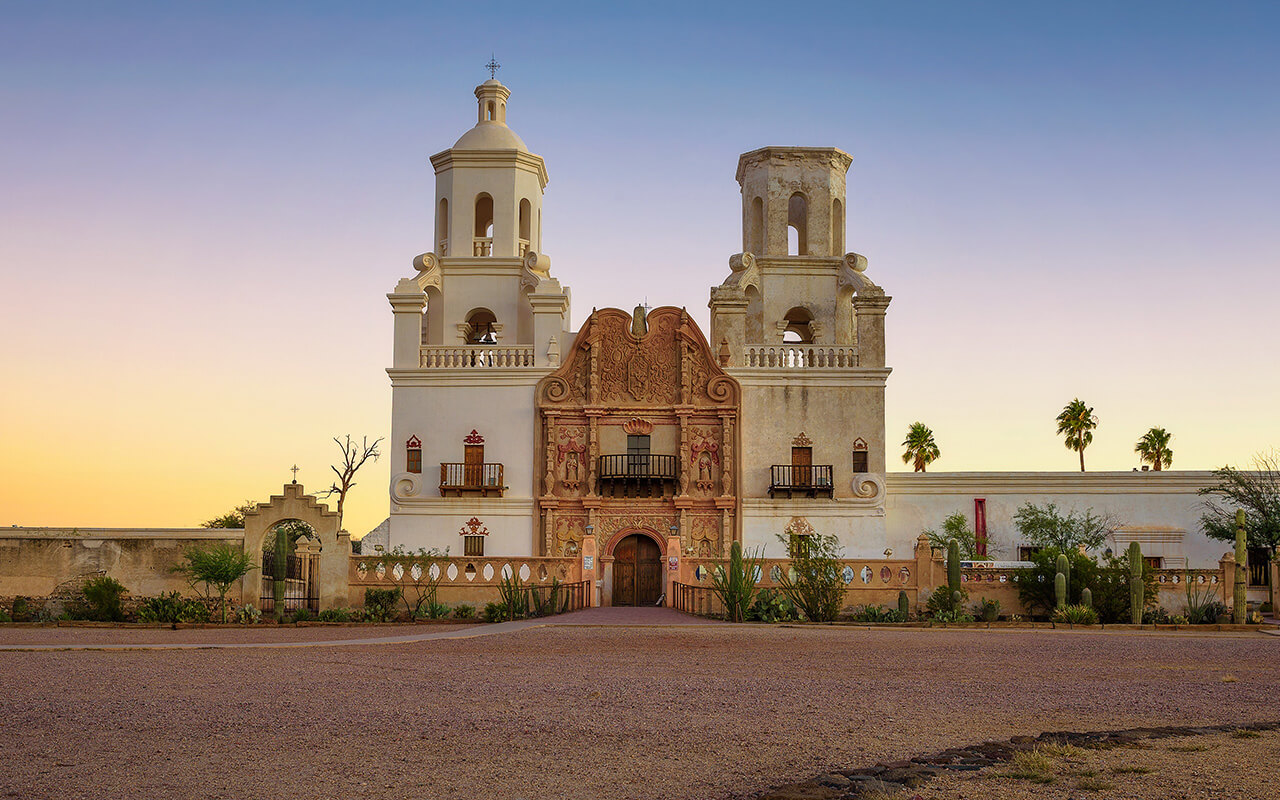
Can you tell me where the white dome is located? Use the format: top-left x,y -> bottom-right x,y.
452,122 -> 528,152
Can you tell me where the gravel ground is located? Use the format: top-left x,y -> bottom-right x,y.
0,624 -> 1275,800
0,623 -> 469,646
922,728 -> 1280,799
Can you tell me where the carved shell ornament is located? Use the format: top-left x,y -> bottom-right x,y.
623,418 -> 654,435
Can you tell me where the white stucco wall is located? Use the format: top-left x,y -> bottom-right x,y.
885,471 -> 1227,568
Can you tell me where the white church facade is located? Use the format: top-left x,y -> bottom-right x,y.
383,77 -> 1238,604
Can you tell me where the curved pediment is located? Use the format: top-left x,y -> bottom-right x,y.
538,306 -> 738,409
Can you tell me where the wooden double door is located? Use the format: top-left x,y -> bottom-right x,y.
612,534 -> 663,606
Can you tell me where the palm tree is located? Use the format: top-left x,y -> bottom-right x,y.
1135,427 -> 1174,471
902,422 -> 940,472
1056,398 -> 1098,472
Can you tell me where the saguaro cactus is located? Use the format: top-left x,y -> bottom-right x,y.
898,590 -> 909,619
1128,541 -> 1143,624
1055,553 -> 1071,600
1081,587 -> 1092,609
1234,509 -> 1248,625
947,539 -> 961,592
1055,571 -> 1067,609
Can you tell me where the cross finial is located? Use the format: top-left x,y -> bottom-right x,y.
290,464 -> 299,484
485,54 -> 500,80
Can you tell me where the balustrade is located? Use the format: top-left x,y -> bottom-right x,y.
419,345 -> 536,368
742,344 -> 859,369
473,236 -> 493,256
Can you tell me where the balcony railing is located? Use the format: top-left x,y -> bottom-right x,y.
420,345 -> 536,368
439,463 -> 505,497
473,236 -> 493,256
769,464 -> 834,498
743,345 -> 859,369
598,454 -> 678,496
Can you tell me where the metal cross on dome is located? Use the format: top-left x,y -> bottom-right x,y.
485,55 -> 500,79
290,464 -> 299,483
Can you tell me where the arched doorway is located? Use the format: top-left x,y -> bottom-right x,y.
260,519 -> 320,615
612,533 -> 662,606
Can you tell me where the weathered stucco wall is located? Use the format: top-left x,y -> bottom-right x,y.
885,472 -> 1226,568
0,528 -> 244,599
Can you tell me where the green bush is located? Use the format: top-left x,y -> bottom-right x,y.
1014,549 -> 1156,622
318,607 -> 354,622
710,542 -> 761,622
974,597 -> 1001,622
364,587 -> 402,622
529,578 -> 570,618
416,601 -> 451,620
74,576 -> 128,621
775,531 -> 846,622
496,572 -> 530,621
931,608 -> 976,623
452,604 -> 476,619
289,608 -> 314,623
925,585 -> 968,618
1143,606 -> 1174,624
745,588 -> 798,622
0,609 -> 11,623
847,604 -> 906,623
1052,604 -> 1099,625
138,592 -> 211,623
482,601 -> 507,622
10,597 -> 31,622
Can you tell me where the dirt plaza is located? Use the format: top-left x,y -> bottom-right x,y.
0,615 -> 1276,800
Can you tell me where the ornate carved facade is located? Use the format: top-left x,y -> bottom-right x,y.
536,306 -> 740,558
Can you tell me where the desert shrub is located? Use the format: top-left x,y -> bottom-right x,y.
495,572 -> 530,621
974,597 -> 1001,622
10,597 -> 32,622
317,607 -> 351,622
233,604 -> 262,624
745,589 -> 798,623
931,608 -> 976,623
925,585 -> 968,618
1051,604 -> 1099,625
1184,576 -> 1229,624
0,609 -> 10,623
1014,549 -> 1155,622
775,531 -> 845,622
482,601 -> 507,622
137,592 -> 210,623
172,543 -> 256,623
289,608 -> 314,623
709,542 -> 761,622
847,604 -> 906,623
1143,606 -> 1174,624
528,578 -> 571,618
363,588 -> 402,622
416,601 -> 452,620
452,604 -> 476,619
72,576 -> 128,621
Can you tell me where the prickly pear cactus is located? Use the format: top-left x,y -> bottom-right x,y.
1129,541 -> 1143,624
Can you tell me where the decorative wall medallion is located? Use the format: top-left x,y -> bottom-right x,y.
852,437 -> 868,452
459,517 -> 490,537
622,418 -> 654,435
792,432 -> 813,447
880,566 -> 892,583
463,429 -> 485,444
406,435 -> 422,448
785,517 -> 816,538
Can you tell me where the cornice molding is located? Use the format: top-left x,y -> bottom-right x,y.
885,471 -> 1219,495
388,368 -> 550,388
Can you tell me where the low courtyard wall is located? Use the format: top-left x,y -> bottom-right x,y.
348,554 -> 583,607
0,528 -> 245,600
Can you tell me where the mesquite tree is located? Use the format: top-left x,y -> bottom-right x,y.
319,435 -> 384,531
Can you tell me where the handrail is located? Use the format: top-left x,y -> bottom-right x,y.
439,462 -> 505,496
420,345 -> 535,368
769,464 -> 834,498
743,344 -> 858,369
598,454 -> 679,480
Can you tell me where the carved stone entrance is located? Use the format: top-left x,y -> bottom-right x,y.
612,532 -> 663,606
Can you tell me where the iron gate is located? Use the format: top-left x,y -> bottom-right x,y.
261,551 -> 320,613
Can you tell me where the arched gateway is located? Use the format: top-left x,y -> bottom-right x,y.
240,483 -> 349,612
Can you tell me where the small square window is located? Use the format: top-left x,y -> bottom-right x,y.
464,535 -> 485,557
788,534 -> 810,560
851,450 -> 868,473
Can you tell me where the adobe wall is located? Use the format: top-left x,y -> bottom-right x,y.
0,528 -> 244,599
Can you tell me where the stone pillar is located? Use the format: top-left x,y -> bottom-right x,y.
665,532 -> 681,607
709,287 -> 748,365
678,414 -> 692,498
852,293 -> 892,368
1219,552 -> 1235,606
580,534 -> 598,608
718,414 -> 735,499
388,279 -> 426,369
915,533 -> 936,608
585,412 -> 600,498
529,279 -> 569,367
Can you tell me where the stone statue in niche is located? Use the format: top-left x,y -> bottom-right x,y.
696,453 -> 715,492
564,451 -> 581,487
557,428 -> 586,493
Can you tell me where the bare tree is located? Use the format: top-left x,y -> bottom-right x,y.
318,435 -> 384,530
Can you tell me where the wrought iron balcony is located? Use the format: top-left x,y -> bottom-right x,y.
769,464 -> 834,498
598,454 -> 678,497
439,463 -> 505,497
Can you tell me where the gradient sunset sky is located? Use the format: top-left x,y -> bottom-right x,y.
2,1 -> 1278,539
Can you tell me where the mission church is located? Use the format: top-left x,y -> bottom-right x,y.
383,75 -> 1222,606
